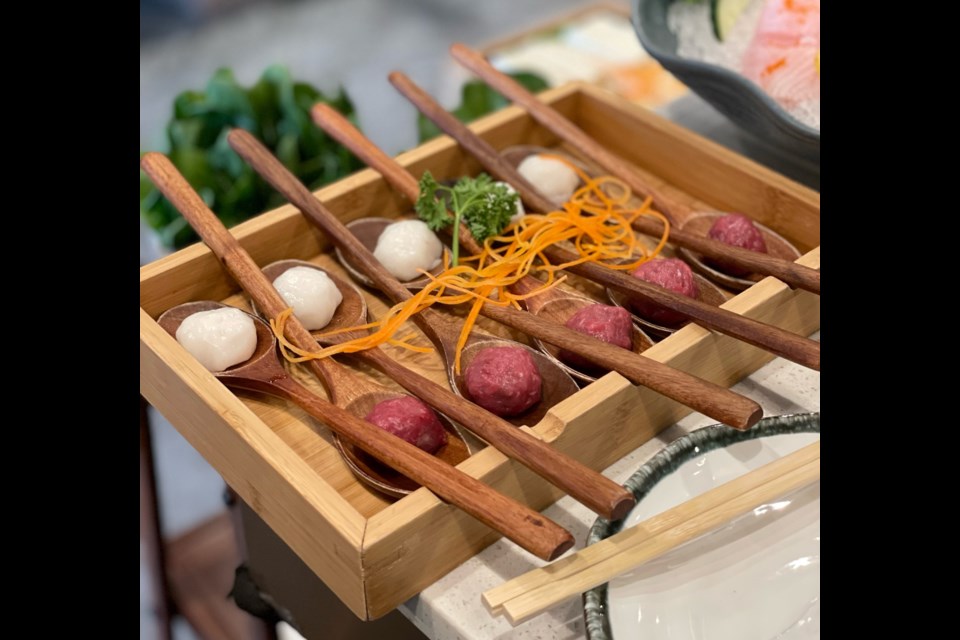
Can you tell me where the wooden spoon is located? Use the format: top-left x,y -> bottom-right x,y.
335,217 -> 449,291
225,130 -> 639,521
386,71 -> 819,371
677,212 -> 802,291
156,300 -> 569,558
309,104 -> 764,429
605,271 -> 728,341
448,43 -> 820,296
258,258 -> 474,496
506,275 -> 654,385
257,259 -> 369,339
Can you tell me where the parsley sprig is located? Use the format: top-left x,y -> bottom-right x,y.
415,171 -> 519,265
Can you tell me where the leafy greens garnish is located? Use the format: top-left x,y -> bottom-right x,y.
414,171 -> 519,265
140,66 -> 363,249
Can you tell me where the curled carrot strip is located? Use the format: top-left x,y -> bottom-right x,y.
269,164 -> 670,372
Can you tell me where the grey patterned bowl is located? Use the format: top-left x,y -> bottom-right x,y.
633,0 -> 820,159
583,412 -> 821,639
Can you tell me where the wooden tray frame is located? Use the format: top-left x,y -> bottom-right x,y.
139,83 -> 820,620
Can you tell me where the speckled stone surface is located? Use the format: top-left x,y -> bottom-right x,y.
398,333 -> 820,639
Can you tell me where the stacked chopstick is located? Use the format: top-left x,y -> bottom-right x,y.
484,441 -> 820,625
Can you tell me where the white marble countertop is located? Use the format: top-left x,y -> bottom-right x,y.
398,339 -> 820,639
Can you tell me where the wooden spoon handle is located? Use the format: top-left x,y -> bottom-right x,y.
387,70 -> 818,372
272,376 -> 574,561
447,44 -> 820,295
140,151 -> 575,561
312,100 -> 764,428
227,128 -> 638,520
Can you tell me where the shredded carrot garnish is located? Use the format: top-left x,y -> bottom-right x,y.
270,164 -> 670,373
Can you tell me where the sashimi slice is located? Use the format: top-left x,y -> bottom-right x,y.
742,0 -> 820,109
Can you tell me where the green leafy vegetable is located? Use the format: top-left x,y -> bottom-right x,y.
414,171 -> 519,265
140,66 -> 364,248
417,72 -> 549,143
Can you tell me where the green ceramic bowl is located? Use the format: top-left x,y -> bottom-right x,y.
633,0 -> 820,159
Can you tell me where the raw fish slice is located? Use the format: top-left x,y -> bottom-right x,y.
741,0 -> 820,108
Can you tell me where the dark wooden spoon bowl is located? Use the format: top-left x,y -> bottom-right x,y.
337,388 -> 471,498
258,259 -> 368,341
337,217 -> 449,291
521,293 -> 655,385
606,272 -> 729,340
678,212 -> 803,291
451,334 -> 578,427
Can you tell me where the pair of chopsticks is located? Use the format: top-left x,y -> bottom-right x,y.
483,440 -> 821,625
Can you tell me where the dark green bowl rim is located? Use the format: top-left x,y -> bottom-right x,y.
583,412 -> 821,639
631,0 -> 820,143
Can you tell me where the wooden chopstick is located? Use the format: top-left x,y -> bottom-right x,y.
386,70 -> 820,372
448,43 -> 821,296
310,102 -> 764,429
483,440 -> 820,624
140,152 -> 576,562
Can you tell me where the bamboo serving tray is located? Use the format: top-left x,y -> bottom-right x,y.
139,83 -> 820,620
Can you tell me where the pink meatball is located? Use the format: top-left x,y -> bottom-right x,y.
630,258 -> 699,326
559,304 -> 633,371
365,396 -> 448,454
464,346 -> 542,417
706,214 -> 768,276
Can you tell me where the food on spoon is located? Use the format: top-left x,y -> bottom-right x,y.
176,307 -> 257,372
558,304 -> 633,371
517,154 -> 580,205
464,346 -> 542,417
629,258 -> 700,326
373,219 -> 444,281
705,213 -> 768,276
272,266 -> 344,330
364,396 -> 448,454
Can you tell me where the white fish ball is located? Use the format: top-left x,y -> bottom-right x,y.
176,307 -> 257,372
517,155 -> 580,205
272,266 -> 344,330
373,219 -> 443,281
497,182 -> 526,224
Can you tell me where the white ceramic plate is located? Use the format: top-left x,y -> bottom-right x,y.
584,414 -> 820,640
